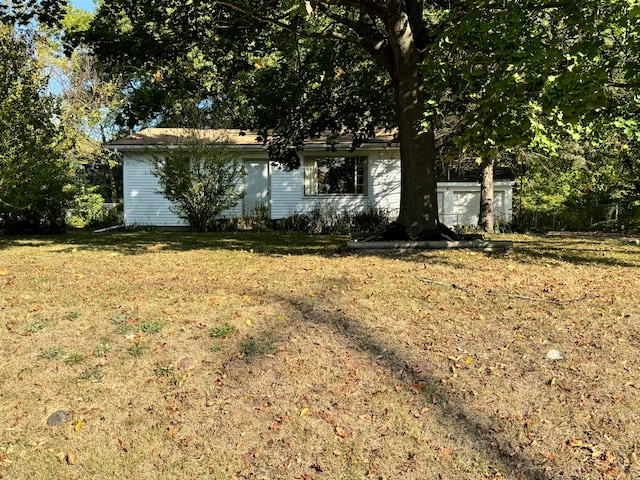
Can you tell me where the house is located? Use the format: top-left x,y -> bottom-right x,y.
109,128 -> 514,228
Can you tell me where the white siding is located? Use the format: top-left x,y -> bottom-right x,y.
123,155 -> 187,227
123,154 -> 242,226
122,147 -> 513,227
437,181 -> 514,227
270,150 -> 401,219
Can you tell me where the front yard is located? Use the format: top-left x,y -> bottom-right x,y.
0,231 -> 639,479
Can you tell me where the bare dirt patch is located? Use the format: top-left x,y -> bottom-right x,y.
0,232 -> 639,479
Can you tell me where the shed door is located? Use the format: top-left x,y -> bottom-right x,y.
244,160 -> 270,217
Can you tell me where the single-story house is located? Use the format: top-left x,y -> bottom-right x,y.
109,128 -> 514,228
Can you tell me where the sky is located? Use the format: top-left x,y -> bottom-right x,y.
70,0 -> 96,13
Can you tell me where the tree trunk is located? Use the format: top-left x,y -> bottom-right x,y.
479,160 -> 494,233
108,163 -> 118,204
101,126 -> 119,204
386,10 -> 439,238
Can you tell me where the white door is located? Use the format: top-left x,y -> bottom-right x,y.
244,160 -> 270,217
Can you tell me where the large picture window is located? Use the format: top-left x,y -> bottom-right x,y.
304,156 -> 368,195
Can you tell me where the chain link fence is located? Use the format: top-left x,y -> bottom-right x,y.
514,204 -> 639,232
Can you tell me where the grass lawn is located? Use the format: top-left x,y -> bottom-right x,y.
0,231 -> 639,479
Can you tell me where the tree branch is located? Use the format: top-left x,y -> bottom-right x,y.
216,0 -> 365,45
312,3 -> 392,68
215,0 -> 394,69
609,82 -> 640,89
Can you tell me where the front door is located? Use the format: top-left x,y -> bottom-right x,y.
244,160 -> 270,217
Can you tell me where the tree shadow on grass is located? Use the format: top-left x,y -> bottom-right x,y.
264,291 -> 552,480
2,231 -> 636,270
512,236 -> 640,268
0,231 -> 348,256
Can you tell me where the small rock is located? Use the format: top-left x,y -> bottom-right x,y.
177,356 -> 196,372
546,349 -> 564,360
46,410 -> 70,426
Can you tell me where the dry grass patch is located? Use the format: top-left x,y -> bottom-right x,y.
0,231 -> 639,479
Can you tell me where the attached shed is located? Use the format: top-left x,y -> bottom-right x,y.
109,128 -> 514,228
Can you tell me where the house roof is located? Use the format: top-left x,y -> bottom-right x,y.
109,128 -> 397,148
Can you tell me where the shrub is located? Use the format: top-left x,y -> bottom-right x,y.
67,185 -> 105,229
149,130 -> 245,232
279,203 -> 391,235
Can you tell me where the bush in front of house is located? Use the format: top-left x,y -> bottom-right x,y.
278,204 -> 391,235
150,131 -> 245,232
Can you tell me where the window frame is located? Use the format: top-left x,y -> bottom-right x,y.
303,155 -> 369,196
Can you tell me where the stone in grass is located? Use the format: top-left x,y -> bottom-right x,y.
546,349 -> 565,361
177,356 -> 196,373
46,410 -> 70,426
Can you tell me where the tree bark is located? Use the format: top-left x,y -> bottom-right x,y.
385,9 -> 439,238
479,160 -> 494,233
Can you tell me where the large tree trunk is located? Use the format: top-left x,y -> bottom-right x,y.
479,160 -> 494,233
386,9 -> 440,238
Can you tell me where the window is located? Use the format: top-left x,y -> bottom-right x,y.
304,156 -> 368,195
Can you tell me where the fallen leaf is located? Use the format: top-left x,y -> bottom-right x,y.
0,270 -> 9,276
168,426 -> 178,436
74,418 -> 83,431
438,446 -> 452,458
116,438 -> 127,452
335,424 -> 350,438
409,382 -> 426,394
323,412 -> 335,425
300,407 -> 309,416
270,420 -> 281,431
66,451 -> 77,465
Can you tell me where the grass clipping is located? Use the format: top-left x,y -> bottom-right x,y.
0,231 -> 639,479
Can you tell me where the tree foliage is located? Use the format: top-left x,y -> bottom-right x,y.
0,0 -> 69,27
0,25 -> 72,232
149,131 -> 245,231
53,7 -> 126,204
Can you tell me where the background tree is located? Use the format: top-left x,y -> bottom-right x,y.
0,0 -> 68,27
423,0 -> 640,231
149,131 -> 245,231
55,7 -> 125,205
0,25 -> 72,233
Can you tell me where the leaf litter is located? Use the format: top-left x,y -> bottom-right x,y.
0,232 -> 639,479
